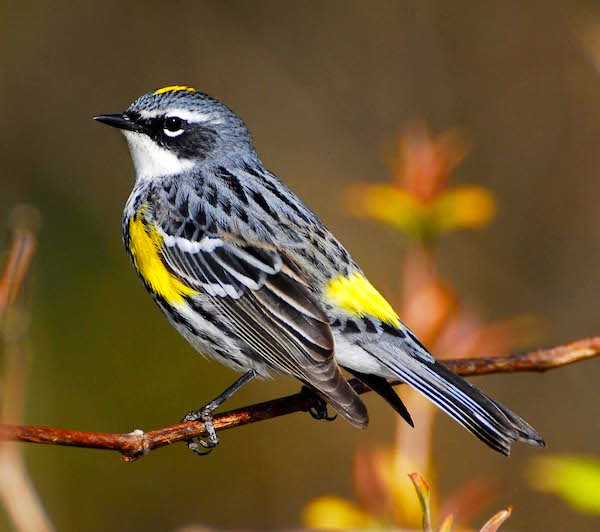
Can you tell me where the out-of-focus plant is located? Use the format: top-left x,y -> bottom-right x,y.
0,206 -> 54,532
303,123 -> 540,530
527,455 -> 600,515
345,124 -> 496,242
304,471 -> 513,531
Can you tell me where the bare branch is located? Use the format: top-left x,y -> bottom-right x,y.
0,210 -> 38,319
0,336 -> 597,462
0,207 -> 55,532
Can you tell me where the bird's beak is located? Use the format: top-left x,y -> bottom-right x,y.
93,113 -> 142,132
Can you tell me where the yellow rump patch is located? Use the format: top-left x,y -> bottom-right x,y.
153,85 -> 196,96
128,212 -> 195,304
325,272 -> 401,327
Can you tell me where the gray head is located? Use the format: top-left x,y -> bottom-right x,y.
94,86 -> 257,181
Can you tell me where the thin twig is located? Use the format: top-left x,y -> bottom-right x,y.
0,215 -> 37,319
0,206 -> 55,532
0,336 -> 597,462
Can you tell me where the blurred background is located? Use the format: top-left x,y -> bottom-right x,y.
1,1 -> 600,530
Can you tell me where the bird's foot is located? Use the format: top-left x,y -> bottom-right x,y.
179,371 -> 257,456
301,386 -> 337,422
181,407 -> 220,456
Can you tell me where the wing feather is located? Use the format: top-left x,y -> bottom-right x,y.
152,211 -> 368,428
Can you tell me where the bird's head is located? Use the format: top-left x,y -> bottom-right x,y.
94,86 -> 255,181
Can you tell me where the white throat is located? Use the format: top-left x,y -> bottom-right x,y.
123,131 -> 195,182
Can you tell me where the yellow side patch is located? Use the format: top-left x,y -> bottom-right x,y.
128,213 -> 195,303
153,85 -> 196,95
324,272 -> 401,327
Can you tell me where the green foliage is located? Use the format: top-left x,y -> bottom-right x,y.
528,455 -> 600,515
409,473 -> 432,532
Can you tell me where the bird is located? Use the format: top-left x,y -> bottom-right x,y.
94,85 -> 545,456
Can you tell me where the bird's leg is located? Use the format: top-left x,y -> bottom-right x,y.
182,369 -> 256,456
301,385 -> 337,422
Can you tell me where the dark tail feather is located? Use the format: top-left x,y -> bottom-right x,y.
345,368 -> 414,427
305,368 -> 369,429
372,350 -> 545,455
488,396 -> 546,447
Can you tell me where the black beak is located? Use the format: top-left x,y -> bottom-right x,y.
93,113 -> 141,132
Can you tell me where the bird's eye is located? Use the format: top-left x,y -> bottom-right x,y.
163,116 -> 184,137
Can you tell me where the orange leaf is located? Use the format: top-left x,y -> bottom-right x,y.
479,505 -> 513,532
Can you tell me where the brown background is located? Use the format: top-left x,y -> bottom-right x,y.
1,1 -> 599,530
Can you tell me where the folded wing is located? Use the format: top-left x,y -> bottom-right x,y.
155,219 -> 368,428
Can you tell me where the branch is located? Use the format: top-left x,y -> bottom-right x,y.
0,336 -> 598,461
0,206 -> 55,532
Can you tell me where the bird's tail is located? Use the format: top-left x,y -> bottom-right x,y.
345,368 -> 414,427
371,348 -> 544,455
306,368 -> 369,429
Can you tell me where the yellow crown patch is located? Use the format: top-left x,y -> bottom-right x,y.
153,85 -> 196,96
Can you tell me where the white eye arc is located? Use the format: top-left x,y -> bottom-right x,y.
164,127 -> 184,137
163,116 -> 185,137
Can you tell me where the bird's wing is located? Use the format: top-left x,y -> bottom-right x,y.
147,207 -> 368,428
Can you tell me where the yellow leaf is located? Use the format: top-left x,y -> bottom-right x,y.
438,514 -> 454,532
431,186 -> 497,232
302,496 -> 373,529
372,448 -> 433,528
345,183 -> 496,240
527,455 -> 600,514
345,183 -> 422,234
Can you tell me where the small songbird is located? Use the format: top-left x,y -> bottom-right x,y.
94,86 -> 544,455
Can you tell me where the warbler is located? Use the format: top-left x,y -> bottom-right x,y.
94,86 -> 544,456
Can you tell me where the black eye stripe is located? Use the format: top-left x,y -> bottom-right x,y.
125,112 -> 216,157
